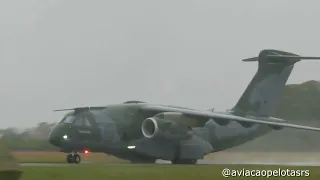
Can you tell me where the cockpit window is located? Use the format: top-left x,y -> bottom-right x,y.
60,116 -> 75,124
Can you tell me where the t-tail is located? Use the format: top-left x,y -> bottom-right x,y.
231,49 -> 320,117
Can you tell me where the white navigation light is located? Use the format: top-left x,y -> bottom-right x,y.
127,145 -> 135,149
63,135 -> 68,139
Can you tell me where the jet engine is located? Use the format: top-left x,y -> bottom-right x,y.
141,117 -> 192,140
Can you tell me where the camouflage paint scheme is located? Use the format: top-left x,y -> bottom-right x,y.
0,140 -> 22,180
48,49 -> 320,164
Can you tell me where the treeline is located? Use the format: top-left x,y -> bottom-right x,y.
0,122 -> 58,151
275,80 -> 320,121
2,139 -> 58,151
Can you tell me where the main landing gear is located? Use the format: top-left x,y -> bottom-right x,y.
66,153 -> 81,164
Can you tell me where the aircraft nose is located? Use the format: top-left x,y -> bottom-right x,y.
48,132 -> 61,147
48,125 -> 65,147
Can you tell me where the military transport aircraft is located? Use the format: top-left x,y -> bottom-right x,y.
49,49 -> 320,164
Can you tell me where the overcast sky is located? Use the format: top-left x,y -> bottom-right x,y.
1,0 -> 320,129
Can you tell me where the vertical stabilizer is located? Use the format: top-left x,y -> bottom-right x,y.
231,49 -> 319,117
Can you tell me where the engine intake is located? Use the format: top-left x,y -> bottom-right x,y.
141,117 -> 191,140
141,118 -> 158,138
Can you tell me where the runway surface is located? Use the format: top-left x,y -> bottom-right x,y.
19,160 -> 320,167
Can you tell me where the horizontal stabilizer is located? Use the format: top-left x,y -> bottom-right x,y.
242,57 -> 258,62
242,50 -> 320,62
267,55 -> 320,60
243,55 -> 320,62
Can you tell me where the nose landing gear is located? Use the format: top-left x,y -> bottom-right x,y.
66,153 -> 81,164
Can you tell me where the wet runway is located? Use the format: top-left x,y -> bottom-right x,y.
20,160 -> 320,167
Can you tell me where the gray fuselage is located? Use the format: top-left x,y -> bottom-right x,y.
49,103 -> 272,161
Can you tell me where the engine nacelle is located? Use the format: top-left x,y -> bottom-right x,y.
141,117 -> 192,140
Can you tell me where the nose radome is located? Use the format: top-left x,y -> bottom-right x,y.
48,126 -> 63,147
48,134 -> 61,147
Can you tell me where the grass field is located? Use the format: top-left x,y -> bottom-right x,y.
11,151 -> 128,163
9,151 -> 320,179
18,165 -> 318,180
12,151 -> 320,164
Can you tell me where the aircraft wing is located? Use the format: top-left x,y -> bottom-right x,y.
53,106 -> 107,112
141,105 -> 320,132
